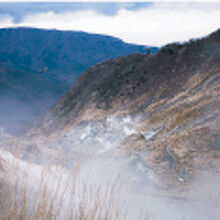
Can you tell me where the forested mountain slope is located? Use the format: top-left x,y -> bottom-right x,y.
0,27 -> 155,135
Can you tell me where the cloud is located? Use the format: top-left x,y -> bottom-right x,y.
0,3 -> 220,46
0,3 -> 151,23
0,15 -> 14,28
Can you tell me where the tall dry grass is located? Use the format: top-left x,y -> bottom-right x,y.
0,150 -> 129,220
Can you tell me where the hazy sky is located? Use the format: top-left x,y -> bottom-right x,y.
0,2 -> 220,46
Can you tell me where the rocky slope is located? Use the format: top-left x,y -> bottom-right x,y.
32,30 -> 219,131
0,27 -> 156,135
25,29 -> 220,188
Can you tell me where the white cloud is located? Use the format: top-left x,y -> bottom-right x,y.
1,3 -> 220,46
0,15 -> 14,28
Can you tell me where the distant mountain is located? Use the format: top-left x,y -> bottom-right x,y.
0,27 -> 157,135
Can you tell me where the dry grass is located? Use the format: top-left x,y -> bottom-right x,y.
0,151 -> 129,220
169,105 -> 202,130
147,108 -> 172,126
147,101 -> 203,131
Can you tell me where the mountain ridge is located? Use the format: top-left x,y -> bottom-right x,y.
29,29 -> 220,139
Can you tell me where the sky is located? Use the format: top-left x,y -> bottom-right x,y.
0,2 -> 220,46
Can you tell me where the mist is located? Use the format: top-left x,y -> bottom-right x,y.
1,113 -> 220,219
